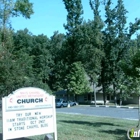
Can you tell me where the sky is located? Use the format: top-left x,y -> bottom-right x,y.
11,0 -> 140,38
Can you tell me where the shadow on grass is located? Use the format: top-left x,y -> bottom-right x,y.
100,129 -> 140,140
59,120 -> 121,127
100,129 -> 128,140
60,120 -> 131,140
101,129 -> 126,135
0,133 -> 32,140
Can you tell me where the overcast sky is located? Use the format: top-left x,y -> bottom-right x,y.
11,0 -> 140,38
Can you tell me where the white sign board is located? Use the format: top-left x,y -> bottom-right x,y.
2,87 -> 57,140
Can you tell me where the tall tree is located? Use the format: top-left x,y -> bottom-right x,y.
31,34 -> 52,87
62,0 -> 90,99
100,0 -> 117,105
100,0 -> 140,105
120,42 -> 140,127
77,0 -> 105,104
86,0 -> 105,105
0,31 -> 34,96
62,0 -> 84,64
48,31 -> 65,91
0,0 -> 34,96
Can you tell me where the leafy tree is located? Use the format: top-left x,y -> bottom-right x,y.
31,34 -> 52,86
66,62 -> 91,101
100,0 -> 140,105
0,0 -> 34,46
120,44 -> 140,127
13,30 -> 52,92
0,0 -> 33,24
63,0 -> 83,36
13,28 -> 33,53
76,0 -> 105,105
61,0 -> 89,98
0,0 -> 34,96
100,0 -> 117,105
0,37 -> 34,96
13,0 -> 34,18
48,31 -> 65,91
62,0 -> 84,65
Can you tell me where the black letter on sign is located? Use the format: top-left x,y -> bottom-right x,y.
17,99 -> 21,104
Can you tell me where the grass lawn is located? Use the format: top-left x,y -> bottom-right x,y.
0,113 -> 139,140
107,103 -> 139,108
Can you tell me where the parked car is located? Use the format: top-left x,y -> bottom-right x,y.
68,100 -> 78,106
55,99 -> 68,108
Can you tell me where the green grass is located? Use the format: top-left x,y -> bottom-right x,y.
55,113 -> 138,140
0,113 -> 140,140
107,103 -> 138,108
79,102 -> 139,108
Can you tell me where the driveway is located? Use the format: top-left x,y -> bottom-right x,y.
56,106 -> 139,120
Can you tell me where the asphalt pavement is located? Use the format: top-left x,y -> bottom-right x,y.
56,106 -> 139,120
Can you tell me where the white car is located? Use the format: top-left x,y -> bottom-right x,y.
68,100 -> 78,106
55,99 -> 68,108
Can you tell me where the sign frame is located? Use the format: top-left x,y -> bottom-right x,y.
2,87 -> 57,140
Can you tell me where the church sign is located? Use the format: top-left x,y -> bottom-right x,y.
2,87 -> 57,140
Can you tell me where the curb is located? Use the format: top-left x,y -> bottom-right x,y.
90,105 -> 138,109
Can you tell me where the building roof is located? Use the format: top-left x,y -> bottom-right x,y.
54,90 -> 67,95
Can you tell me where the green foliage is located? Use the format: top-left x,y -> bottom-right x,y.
13,28 -> 33,53
66,62 -> 91,95
1,0 -> 140,100
0,43 -> 34,96
59,0 -> 88,96
48,31 -> 65,91
99,0 -> 140,104
0,0 -> 33,28
120,38 -> 140,98
63,0 -> 83,35
32,34 -> 52,81
62,0 -> 84,64
0,29 -> 52,96
81,0 -> 105,82
13,0 -> 34,18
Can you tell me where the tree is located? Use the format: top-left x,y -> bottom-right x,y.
100,0 -> 140,105
63,0 -> 83,36
0,0 -> 34,46
31,34 -> 53,88
66,62 -> 91,101
0,0 -> 34,96
75,0 -> 105,105
86,0 -> 105,105
13,28 -> 33,53
12,30 -> 53,93
120,45 -> 140,127
61,0 -> 89,98
48,31 -> 65,91
0,38 -> 34,96
62,0 -> 84,65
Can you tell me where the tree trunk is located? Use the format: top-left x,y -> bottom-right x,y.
93,82 -> 97,106
119,89 -> 122,106
119,99 -> 122,106
102,83 -> 106,105
66,90 -> 69,101
73,94 -> 75,101
113,82 -> 117,106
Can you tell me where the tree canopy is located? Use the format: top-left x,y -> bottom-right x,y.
0,0 -> 140,106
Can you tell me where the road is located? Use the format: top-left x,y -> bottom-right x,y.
56,106 -> 139,120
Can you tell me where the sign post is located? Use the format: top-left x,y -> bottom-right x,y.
2,87 -> 57,140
